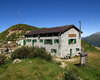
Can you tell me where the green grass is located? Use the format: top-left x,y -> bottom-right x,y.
88,52 -> 100,70
82,40 -> 100,70
0,58 -> 64,80
0,40 -> 100,80
82,40 -> 100,53
65,63 -> 100,80
63,40 -> 100,80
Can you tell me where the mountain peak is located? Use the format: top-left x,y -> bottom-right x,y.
94,32 -> 100,35
83,31 -> 100,47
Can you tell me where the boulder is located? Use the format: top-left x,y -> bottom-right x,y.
13,59 -> 22,64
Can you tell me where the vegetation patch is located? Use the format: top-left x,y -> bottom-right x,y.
0,55 -> 7,65
0,58 -> 64,80
0,24 -> 39,42
11,46 -> 52,61
64,63 -> 100,80
82,40 -> 100,52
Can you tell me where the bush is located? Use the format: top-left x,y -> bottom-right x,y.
29,47 -> 52,61
64,69 -> 79,80
11,46 -> 30,59
11,46 -> 52,61
64,65 -> 80,80
0,55 -> 7,65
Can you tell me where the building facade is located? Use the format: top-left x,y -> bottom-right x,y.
20,25 -> 82,58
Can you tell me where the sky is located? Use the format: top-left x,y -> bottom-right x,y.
0,0 -> 100,37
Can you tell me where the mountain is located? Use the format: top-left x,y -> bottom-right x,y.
83,32 -> 100,47
0,24 -> 39,42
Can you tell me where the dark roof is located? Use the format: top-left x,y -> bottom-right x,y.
25,25 -> 82,36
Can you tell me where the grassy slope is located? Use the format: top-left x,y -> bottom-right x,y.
0,58 -> 64,80
65,63 -> 100,80
82,40 -> 100,70
0,37 -> 100,80
0,24 -> 39,41
64,40 -> 100,80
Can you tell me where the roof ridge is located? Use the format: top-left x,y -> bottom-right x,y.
25,25 -> 80,36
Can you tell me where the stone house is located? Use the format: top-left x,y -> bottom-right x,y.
21,25 -> 82,58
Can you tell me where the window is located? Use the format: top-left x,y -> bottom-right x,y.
54,39 -> 59,43
76,48 -> 80,51
68,39 -> 76,44
33,39 -> 37,42
26,39 -> 31,42
44,39 -> 52,45
40,39 -> 43,43
51,49 -> 57,53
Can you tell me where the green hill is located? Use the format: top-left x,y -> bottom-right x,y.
83,32 -> 100,47
0,24 -> 39,42
81,40 -> 100,52
82,38 -> 100,50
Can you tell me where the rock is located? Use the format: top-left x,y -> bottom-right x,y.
29,61 -> 32,63
13,59 -> 22,64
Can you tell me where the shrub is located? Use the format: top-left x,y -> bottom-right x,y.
64,65 -> 80,80
11,46 -> 30,59
0,54 -> 7,65
64,69 -> 79,80
11,46 -> 52,61
29,47 -> 52,61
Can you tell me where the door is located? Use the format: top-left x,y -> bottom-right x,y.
23,40 -> 26,45
32,40 -> 34,46
70,49 -> 72,57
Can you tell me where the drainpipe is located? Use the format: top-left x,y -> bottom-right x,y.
58,32 -> 62,57
79,21 -> 82,65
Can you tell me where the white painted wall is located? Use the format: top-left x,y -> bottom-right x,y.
25,36 -> 61,57
16,40 -> 23,46
17,28 -> 81,58
60,28 -> 81,57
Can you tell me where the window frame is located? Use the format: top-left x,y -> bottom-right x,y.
51,49 -> 57,53
33,39 -> 37,42
40,39 -> 43,43
44,39 -> 52,45
26,39 -> 31,42
54,39 -> 59,43
76,48 -> 80,51
68,39 -> 76,44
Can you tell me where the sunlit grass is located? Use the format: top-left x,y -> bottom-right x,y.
0,58 -> 64,80
64,63 -> 100,80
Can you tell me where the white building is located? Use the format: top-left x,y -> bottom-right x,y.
20,25 -> 82,58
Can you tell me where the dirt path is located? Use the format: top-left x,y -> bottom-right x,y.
54,58 -> 79,68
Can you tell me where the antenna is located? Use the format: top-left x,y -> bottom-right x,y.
79,21 -> 81,39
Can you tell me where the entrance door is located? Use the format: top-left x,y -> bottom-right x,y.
32,40 -> 34,46
23,40 -> 26,45
70,49 -> 72,57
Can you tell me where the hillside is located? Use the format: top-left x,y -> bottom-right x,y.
82,40 -> 100,70
0,24 -> 39,42
0,41 -> 100,80
83,32 -> 100,47
81,40 -> 100,52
